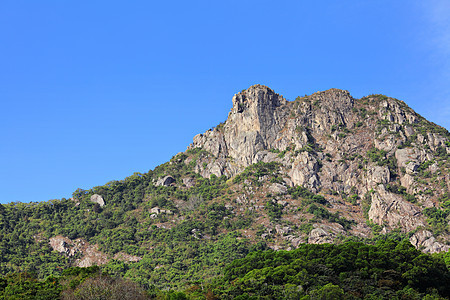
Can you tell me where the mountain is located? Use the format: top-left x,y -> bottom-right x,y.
1,85 -> 450,296
189,84 -> 450,251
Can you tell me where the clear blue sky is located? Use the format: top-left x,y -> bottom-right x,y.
1,1 -> 449,204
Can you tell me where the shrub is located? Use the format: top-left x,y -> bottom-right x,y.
61,275 -> 148,300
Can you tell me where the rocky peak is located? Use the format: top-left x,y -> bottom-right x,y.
190,86 -> 356,169
309,88 -> 353,111
224,85 -> 289,165
230,84 -> 287,114
187,85 -> 450,252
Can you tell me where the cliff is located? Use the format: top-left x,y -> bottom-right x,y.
188,84 -> 450,252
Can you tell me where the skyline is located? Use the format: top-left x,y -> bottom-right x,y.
1,1 -> 449,203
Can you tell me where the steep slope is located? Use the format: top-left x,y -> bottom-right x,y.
189,84 -> 450,252
1,85 -> 450,290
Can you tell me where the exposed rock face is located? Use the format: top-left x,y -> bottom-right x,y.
275,224 -> 292,235
49,235 -> 142,267
395,148 -> 421,175
365,166 -> 391,189
269,183 -> 288,195
182,177 -> 195,188
90,194 -> 105,207
76,244 -> 110,268
156,175 -> 175,186
189,85 -> 364,184
150,206 -> 172,215
368,185 -> 426,232
49,236 -> 78,256
308,228 -> 332,244
290,152 -> 321,189
224,85 -> 289,166
188,84 -> 450,252
409,230 -> 450,253
308,224 -> 345,244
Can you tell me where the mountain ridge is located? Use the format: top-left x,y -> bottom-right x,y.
1,84 -> 450,293
187,84 -> 450,252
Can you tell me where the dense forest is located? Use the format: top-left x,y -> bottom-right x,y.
1,240 -> 450,299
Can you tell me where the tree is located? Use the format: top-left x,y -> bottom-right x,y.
309,283 -> 344,300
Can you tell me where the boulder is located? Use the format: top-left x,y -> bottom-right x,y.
409,230 -> 450,253
269,183 -> 288,195
156,175 -> 175,186
150,207 -> 171,215
90,194 -> 105,207
275,224 -> 291,235
182,177 -> 195,188
308,227 -> 334,244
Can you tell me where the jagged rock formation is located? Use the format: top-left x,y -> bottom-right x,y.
5,84 -> 450,288
156,175 -> 175,187
49,235 -> 142,267
410,229 -> 450,253
188,84 -> 450,252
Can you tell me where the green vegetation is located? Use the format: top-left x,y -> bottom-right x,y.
386,184 -> 416,203
288,186 -> 326,205
233,161 -> 282,186
417,160 -> 435,178
1,240 -> 449,299
367,147 -> 388,165
217,239 -> 450,299
423,206 -> 449,236
265,200 -> 284,221
366,147 -> 398,176
269,147 -> 293,159
331,123 -> 351,135
413,119 -> 450,138
372,94 -> 389,101
0,152 -> 259,289
1,91 -> 450,298
0,266 -> 155,299
307,204 -> 354,230
361,190 -> 374,219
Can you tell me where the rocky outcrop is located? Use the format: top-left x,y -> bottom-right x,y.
308,227 -> 333,244
269,183 -> 288,195
308,224 -> 345,244
275,224 -> 292,235
49,236 -> 108,266
182,177 -> 195,188
409,230 -> 450,253
156,175 -> 175,186
189,85 -> 291,174
368,185 -> 425,231
76,244 -> 110,268
290,152 -> 321,190
224,85 -> 289,166
90,194 -> 105,207
365,165 -> 391,189
49,236 -> 79,256
49,235 -> 142,267
186,84 -> 450,252
192,130 -> 227,158
150,206 -> 172,215
189,85 -> 372,191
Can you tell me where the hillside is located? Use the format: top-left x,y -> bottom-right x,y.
1,85 -> 450,296
188,85 -> 450,251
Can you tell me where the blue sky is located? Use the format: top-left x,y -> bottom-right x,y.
1,1 -> 449,204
